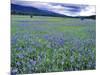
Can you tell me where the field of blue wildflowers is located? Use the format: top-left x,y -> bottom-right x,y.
11,15 -> 96,74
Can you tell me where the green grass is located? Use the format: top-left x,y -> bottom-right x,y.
11,15 -> 96,74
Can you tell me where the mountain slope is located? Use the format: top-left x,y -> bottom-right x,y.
11,4 -> 66,17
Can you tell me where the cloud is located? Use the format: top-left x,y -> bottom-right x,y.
79,6 -> 96,16
45,5 -> 81,16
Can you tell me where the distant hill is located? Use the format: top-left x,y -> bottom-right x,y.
84,15 -> 96,19
11,4 -> 66,17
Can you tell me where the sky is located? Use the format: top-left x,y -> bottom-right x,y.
11,0 -> 96,17
11,0 -> 96,5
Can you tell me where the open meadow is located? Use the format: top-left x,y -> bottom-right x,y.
11,15 -> 96,74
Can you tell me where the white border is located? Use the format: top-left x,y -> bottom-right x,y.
0,0 -> 10,75
0,0 -> 99,75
